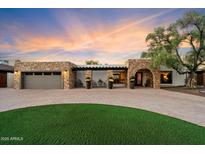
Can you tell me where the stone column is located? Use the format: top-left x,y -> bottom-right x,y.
14,71 -> 22,89
63,70 -> 69,89
107,70 -> 113,78
127,70 -> 133,89
63,69 -> 75,89
68,70 -> 75,89
84,70 -> 92,87
84,70 -> 92,78
153,70 -> 160,89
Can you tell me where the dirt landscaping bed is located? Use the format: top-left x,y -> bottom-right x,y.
162,86 -> 205,97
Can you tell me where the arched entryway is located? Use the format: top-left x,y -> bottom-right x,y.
135,69 -> 153,87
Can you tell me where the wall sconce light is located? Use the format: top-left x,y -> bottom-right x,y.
14,70 -> 18,74
64,70 -> 68,74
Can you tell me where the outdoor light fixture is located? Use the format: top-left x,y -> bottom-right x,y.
64,70 -> 68,74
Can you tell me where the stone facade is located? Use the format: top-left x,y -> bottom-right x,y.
14,70 -> 22,89
14,60 -> 76,89
107,70 -> 114,78
127,59 -> 160,88
14,59 -> 161,89
84,70 -> 92,79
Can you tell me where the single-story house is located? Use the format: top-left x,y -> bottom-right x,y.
11,59 -> 205,89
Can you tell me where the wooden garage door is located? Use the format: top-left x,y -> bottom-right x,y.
0,72 -> 7,88
23,72 -> 62,89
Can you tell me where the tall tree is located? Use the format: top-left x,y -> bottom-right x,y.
145,11 -> 205,87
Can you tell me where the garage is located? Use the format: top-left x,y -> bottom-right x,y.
23,72 -> 63,89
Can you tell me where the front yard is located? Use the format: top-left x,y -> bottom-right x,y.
0,104 -> 205,145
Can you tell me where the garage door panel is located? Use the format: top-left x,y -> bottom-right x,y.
24,74 -> 62,89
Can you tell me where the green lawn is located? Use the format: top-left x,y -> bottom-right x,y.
0,104 -> 205,145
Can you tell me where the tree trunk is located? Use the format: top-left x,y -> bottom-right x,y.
186,72 -> 197,88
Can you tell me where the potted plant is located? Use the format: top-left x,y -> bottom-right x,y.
130,76 -> 135,89
85,76 -> 91,89
108,76 -> 114,89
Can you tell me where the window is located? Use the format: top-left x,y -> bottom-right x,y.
34,72 -> 43,75
43,72 -> 52,75
53,72 -> 61,75
25,72 -> 33,75
113,73 -> 120,84
160,71 -> 172,84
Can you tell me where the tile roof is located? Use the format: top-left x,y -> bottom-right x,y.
73,64 -> 128,70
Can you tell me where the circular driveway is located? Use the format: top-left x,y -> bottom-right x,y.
0,88 -> 205,127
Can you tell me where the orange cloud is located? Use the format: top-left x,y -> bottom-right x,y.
0,43 -> 13,50
11,20 -> 151,54
1,9 -> 176,64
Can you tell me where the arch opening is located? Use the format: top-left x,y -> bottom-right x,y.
135,69 -> 153,88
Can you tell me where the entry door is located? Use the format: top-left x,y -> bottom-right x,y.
135,72 -> 142,86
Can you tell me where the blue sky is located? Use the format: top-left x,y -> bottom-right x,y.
0,8 -> 204,64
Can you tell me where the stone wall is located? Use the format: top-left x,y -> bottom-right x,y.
107,70 -> 114,78
127,59 -> 160,88
14,60 -> 76,89
84,70 -> 92,87
14,70 -> 22,89
14,60 -> 76,72
14,59 -> 161,89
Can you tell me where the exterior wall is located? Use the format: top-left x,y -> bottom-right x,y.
14,60 -> 76,89
160,66 -> 186,87
107,70 -> 113,78
7,73 -> 14,88
127,59 -> 160,88
13,59 -> 193,89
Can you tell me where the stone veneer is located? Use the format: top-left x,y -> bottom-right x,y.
14,60 -> 76,89
14,59 -> 160,89
127,59 -> 160,88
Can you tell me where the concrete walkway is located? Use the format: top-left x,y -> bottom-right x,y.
0,88 -> 205,127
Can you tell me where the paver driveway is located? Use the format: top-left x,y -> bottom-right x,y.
0,88 -> 205,127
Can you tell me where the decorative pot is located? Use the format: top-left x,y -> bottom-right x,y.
130,81 -> 135,89
86,81 -> 91,89
108,81 -> 113,89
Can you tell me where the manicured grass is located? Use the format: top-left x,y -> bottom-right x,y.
0,104 -> 205,145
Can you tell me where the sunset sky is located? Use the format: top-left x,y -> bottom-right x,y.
0,8 -> 205,64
